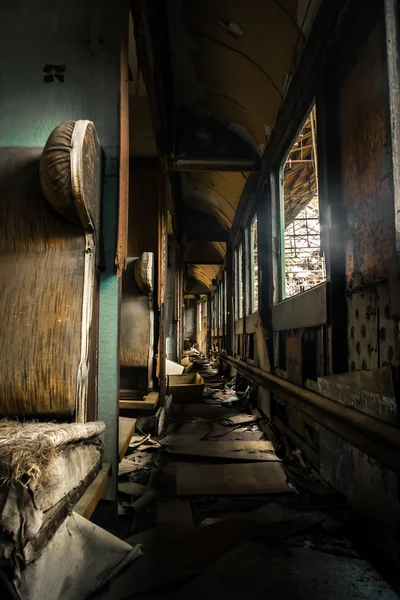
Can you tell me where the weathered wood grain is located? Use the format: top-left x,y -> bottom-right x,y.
120,258 -> 152,369
0,148 -> 98,416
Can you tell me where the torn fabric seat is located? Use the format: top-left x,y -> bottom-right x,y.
0,420 -> 105,573
2,512 -> 143,600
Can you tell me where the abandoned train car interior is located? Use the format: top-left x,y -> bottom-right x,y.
1,0 -> 400,598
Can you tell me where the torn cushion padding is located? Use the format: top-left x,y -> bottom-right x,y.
134,252 -> 154,295
40,120 -> 101,233
0,422 -> 104,567
0,420 -> 104,489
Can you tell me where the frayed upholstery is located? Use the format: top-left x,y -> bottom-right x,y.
0,420 -> 104,488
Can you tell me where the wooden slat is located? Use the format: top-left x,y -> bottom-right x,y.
119,391 -> 159,411
118,416 -> 136,462
0,149 -> 85,416
176,462 -> 293,496
166,440 -> 279,462
74,462 -> 110,519
170,403 -> 244,423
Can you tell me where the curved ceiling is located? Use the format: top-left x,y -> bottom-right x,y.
187,264 -> 221,290
132,0 -> 322,291
167,1 -> 321,273
186,241 -> 226,262
182,171 -> 249,230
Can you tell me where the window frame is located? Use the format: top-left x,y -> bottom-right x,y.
276,102 -> 326,302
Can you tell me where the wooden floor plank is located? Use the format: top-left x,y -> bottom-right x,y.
119,391 -> 159,411
170,403 -> 243,423
156,498 -> 194,529
176,462 -> 293,496
118,416 -> 137,462
166,440 -> 278,462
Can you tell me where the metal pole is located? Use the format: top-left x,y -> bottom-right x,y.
220,353 -> 400,473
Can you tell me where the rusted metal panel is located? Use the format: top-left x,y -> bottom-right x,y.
340,24 -> 395,287
384,0 -> 400,252
347,288 -> 379,371
286,336 -> 302,384
340,23 -> 398,376
0,149 -> 86,416
272,283 -> 327,331
316,367 -> 398,425
348,282 -> 397,371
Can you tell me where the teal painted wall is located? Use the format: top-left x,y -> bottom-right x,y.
0,0 -> 121,499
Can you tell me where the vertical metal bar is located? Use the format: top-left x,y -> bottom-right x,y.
158,175 -> 168,404
385,0 -> 400,251
76,232 -> 95,423
225,243 -> 233,356
278,167 -> 287,300
116,0 -> 130,277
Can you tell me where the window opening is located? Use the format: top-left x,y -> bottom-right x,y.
281,105 -> 325,298
250,215 -> 259,312
223,270 -> 227,332
198,302 -> 202,332
234,249 -> 238,320
238,243 -> 243,319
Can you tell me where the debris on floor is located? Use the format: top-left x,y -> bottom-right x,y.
92,353 -> 400,600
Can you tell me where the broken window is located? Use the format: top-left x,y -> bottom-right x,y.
235,243 -> 244,319
198,301 -> 202,332
281,105 -> 325,298
239,243 -> 244,319
218,280 -> 224,330
223,270 -> 227,332
250,214 -> 259,312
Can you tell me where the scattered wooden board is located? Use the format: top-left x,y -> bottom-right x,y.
219,413 -> 258,425
156,498 -> 194,529
119,391 -> 159,411
176,462 -> 293,496
159,422 -> 211,446
171,403 -> 243,423
74,462 -> 110,519
118,417 -> 136,462
166,440 -> 279,462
